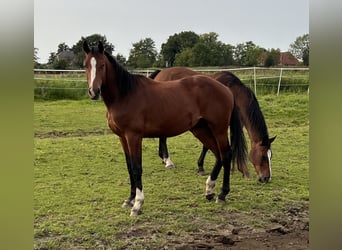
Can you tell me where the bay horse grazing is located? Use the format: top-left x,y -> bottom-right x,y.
149,67 -> 276,183
83,41 -> 248,216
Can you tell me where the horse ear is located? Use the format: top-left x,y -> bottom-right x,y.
98,41 -> 104,53
83,40 -> 90,54
269,136 -> 276,144
261,135 -> 276,146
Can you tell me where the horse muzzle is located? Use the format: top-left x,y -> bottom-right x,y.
88,87 -> 101,100
258,176 -> 271,183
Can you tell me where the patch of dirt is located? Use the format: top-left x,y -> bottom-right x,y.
34,130 -> 108,138
119,204 -> 309,250
164,228 -> 308,250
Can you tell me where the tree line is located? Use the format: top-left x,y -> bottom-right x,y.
34,32 -> 309,69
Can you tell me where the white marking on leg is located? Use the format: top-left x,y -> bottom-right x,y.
267,149 -> 272,180
89,57 -> 96,96
163,157 -> 175,168
130,188 -> 144,216
206,176 -> 216,196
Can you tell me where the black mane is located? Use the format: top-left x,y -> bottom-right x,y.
217,71 -> 270,145
104,51 -> 143,97
148,69 -> 161,79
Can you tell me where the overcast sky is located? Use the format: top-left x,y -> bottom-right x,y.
34,0 -> 309,64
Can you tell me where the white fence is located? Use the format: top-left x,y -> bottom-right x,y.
34,67 -> 309,96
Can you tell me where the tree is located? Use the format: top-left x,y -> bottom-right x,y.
71,34 -> 115,68
127,38 -> 157,68
53,59 -> 68,69
34,47 -> 40,68
174,48 -> 193,66
289,34 -> 309,66
160,31 -> 199,67
47,52 -> 57,66
115,53 -> 127,66
173,32 -> 234,67
264,48 -> 280,67
57,42 -> 70,54
220,44 -> 235,66
192,32 -> 223,66
234,41 -> 264,66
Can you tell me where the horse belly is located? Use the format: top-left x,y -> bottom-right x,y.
143,108 -> 199,138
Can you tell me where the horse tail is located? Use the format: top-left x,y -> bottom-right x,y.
148,69 -> 161,79
230,102 -> 249,177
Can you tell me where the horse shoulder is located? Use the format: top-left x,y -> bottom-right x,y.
106,110 -> 126,136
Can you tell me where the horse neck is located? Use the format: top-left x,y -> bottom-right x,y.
101,61 -> 120,108
100,57 -> 141,109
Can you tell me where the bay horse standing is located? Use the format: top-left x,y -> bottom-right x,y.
83,41 -> 248,216
149,67 -> 276,183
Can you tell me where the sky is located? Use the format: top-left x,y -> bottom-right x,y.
34,0 -> 309,64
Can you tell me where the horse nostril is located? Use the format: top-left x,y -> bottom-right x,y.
88,87 -> 101,100
258,176 -> 270,183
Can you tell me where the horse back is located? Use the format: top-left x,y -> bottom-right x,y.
178,75 -> 234,117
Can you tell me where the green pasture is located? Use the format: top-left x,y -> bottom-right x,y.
34,94 -> 308,249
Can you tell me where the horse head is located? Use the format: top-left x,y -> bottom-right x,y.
83,40 -> 107,100
249,136 -> 276,183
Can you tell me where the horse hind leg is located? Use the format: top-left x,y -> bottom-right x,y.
190,121 -> 223,201
197,146 -> 208,176
158,137 -> 175,169
208,139 -> 232,204
204,123 -> 233,204
216,144 -> 232,203
119,137 -> 136,208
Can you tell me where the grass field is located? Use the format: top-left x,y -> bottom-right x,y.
34,93 -> 309,249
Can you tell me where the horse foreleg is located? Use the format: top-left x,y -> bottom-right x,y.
158,137 -> 175,169
125,135 -> 144,216
130,162 -> 144,216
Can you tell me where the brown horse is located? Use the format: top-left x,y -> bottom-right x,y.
149,67 -> 276,183
83,41 -> 248,216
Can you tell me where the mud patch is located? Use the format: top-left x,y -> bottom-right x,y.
116,204 -> 309,249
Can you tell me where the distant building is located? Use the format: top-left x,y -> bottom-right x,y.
56,50 -> 74,65
279,52 -> 299,66
258,51 -> 299,67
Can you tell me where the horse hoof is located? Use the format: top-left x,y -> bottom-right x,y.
206,193 -> 215,201
130,209 -> 141,216
197,170 -> 206,176
165,164 -> 175,169
122,200 -> 134,208
216,198 -> 226,204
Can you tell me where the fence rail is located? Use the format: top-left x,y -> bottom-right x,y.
34,67 -> 309,99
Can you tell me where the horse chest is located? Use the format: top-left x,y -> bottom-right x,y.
106,111 -> 124,136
